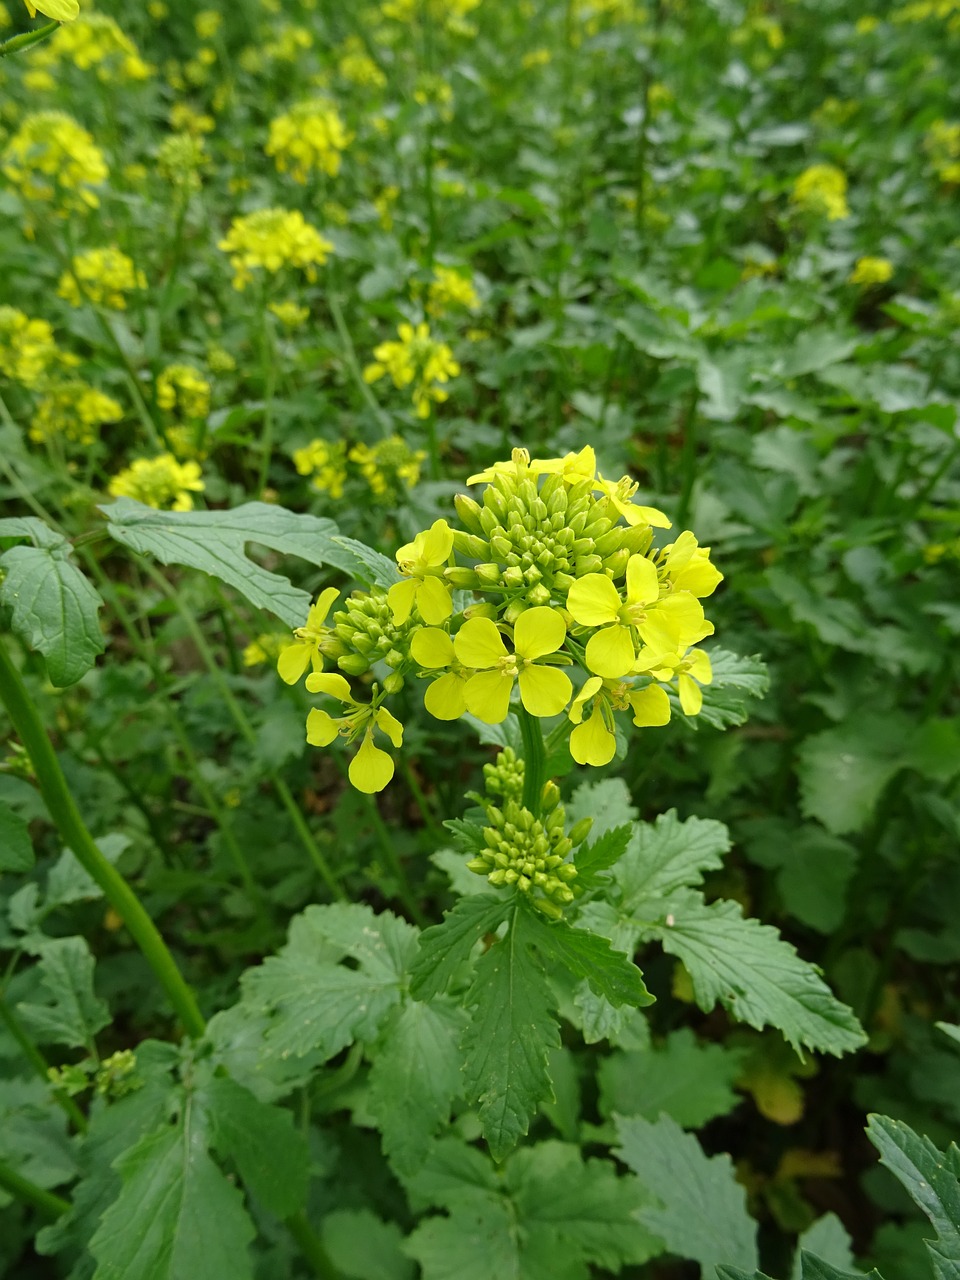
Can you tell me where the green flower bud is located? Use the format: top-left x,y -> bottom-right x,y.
528,584 -> 551,606
384,649 -> 405,669
503,598 -> 528,625
490,535 -> 512,560
621,524 -> 654,555
454,531 -> 490,559
454,492 -> 485,533
383,671 -> 405,693
568,816 -> 593,845
541,780 -> 561,811
466,857 -> 489,874
446,566 -> 481,589
574,554 -> 603,576
338,653 -> 370,675
604,549 -> 630,578
534,897 -> 564,920
476,562 -> 502,586
502,566 -> 524,589
479,505 -> 502,536
594,528 -> 625,558
464,601 -> 498,620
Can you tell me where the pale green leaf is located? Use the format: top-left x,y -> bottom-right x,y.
204,1076 -> 308,1217
0,798 -> 33,872
410,894 -> 512,1001
618,810 -> 730,906
797,717 -> 907,835
598,1028 -> 743,1128
0,543 -> 104,687
567,778 -> 637,840
687,649 -> 769,732
643,891 -> 865,1056
90,1123 -> 255,1280
616,1113 -> 758,1275
792,1215 -> 859,1280
0,516 -> 65,550
800,1257 -> 882,1280
322,1209 -> 414,1280
331,536 -> 401,588
17,937 -> 110,1049
100,498 -> 373,628
45,834 -> 130,908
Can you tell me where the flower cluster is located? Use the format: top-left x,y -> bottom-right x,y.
107,453 -> 205,510
58,247 -> 146,310
363,322 -> 460,418
925,119 -> 960,184
157,133 -> 208,191
39,14 -> 151,82
428,266 -> 481,317
266,99 -> 352,183
337,37 -> 386,87
278,446 -> 722,791
30,380 -> 123,446
349,436 -> 425,498
0,307 -> 60,387
2,111 -> 108,213
293,439 -> 349,497
849,256 -> 894,287
156,364 -> 211,420
791,163 -> 850,221
218,208 -> 334,291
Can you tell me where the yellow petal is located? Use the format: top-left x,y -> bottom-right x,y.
305,671 -> 354,702
387,577 -> 419,625
30,0 -> 80,19
628,684 -> 671,727
424,671 -> 467,720
584,624 -> 635,679
657,592 -> 708,645
625,554 -> 659,606
349,732 -> 395,793
637,504 -> 671,529
513,606 -> 565,661
411,627 -> 456,668
570,702 -> 616,766
674,557 -> 723,597
518,664 -> 572,717
569,675 -> 603,724
567,573 -> 622,627
455,616 -> 507,669
688,650 -> 713,684
277,641 -> 311,685
306,708 -> 340,746
309,586 -> 340,627
421,518 -> 455,565
678,673 -> 703,716
375,706 -> 404,748
417,575 -> 454,625
464,669 -> 514,723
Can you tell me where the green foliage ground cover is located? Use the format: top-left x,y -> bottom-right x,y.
0,0 -> 959,1277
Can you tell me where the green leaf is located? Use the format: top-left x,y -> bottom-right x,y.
90,1122 -> 255,1280
331,535 -> 401,588
689,649 -> 769,731
367,1000 -> 466,1176
598,1028 -> 743,1128
0,798 -> 33,872
17,937 -> 110,1049
642,891 -> 865,1056
574,823 -> 633,888
796,717 -> 908,836
203,1076 -> 308,1218
521,905 -> 653,1008
461,905 -> 559,1160
410,894 -> 512,1001
0,542 -> 104,687
867,1114 -> 960,1280
567,778 -> 637,839
45,834 -> 130,909
800,1257 -> 882,1280
615,1113 -> 758,1275
100,498 -> 374,628
0,516 -> 65,550
792,1215 -> 859,1280
618,810 -> 731,906
321,1209 -> 415,1280
405,1194 -> 520,1280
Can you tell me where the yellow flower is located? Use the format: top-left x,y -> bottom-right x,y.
634,647 -> 713,715
218,207 -> 334,291
277,587 -> 339,685
58,246 -> 145,310
568,676 -> 671,766
849,256 -> 894,287
156,364 -> 211,419
243,633 -> 286,666
169,102 -> 215,135
0,307 -> 60,387
521,48 -> 551,68
388,519 -> 455,625
107,454 -> 204,510
30,380 -> 122,446
411,627 -> 471,720
428,265 -> 480,317
791,164 -> 850,221
363,322 -> 460,419
455,608 -> 572,723
23,0 -> 79,21
337,36 -> 386,87
194,9 -> 220,39
42,13 -> 151,81
925,120 -> 960,183
304,673 -> 403,793
266,98 -> 352,183
2,111 -> 108,213
659,531 -> 723,597
349,436 -> 425,498
269,301 -> 310,328
292,439 -> 348,497
567,554 -> 711,678
594,474 -> 671,528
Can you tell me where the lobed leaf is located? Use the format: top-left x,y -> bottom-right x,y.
0,542 -> 104,687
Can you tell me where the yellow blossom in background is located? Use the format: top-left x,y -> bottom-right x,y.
856,14 -> 880,32
194,8 -> 220,38
30,381 -> 123,446
428,266 -> 480,317
58,246 -> 145,310
413,73 -> 454,113
2,111 -> 108,213
521,48 -> 551,69
147,0 -> 168,18
170,102 -> 215,135
107,453 -> 205,510
373,184 -> 399,230
266,98 -> 352,183
849,256 -> 894,287
41,14 -> 150,81
206,343 -> 236,374
218,207 -> 334,290
22,0 -> 79,22
242,633 -> 287,667
349,435 -> 425,498
925,119 -> 960,183
156,364 -> 211,419
269,300 -> 310,328
363,321 -> 460,418
337,35 -> 386,87
157,132 -> 208,190
166,424 -> 207,461
323,200 -> 350,226
381,0 -> 480,34
791,163 -> 850,220
0,307 -> 60,387
293,439 -> 348,497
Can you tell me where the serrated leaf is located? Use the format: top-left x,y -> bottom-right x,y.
100,499 -> 373,628
867,1114 -> 960,1280
598,1028 -> 743,1128
0,798 -> 33,872
642,891 -> 865,1056
616,1113 -> 758,1275
367,1000 -> 465,1175
45,834 -> 130,909
17,937 -> 110,1049
797,717 -> 907,835
405,1196 -> 520,1280
574,824 -> 632,887
0,543 -> 104,686
567,778 -> 637,839
618,810 -> 731,906
410,894 -> 512,1001
90,1122 -> 255,1280
690,650 -> 769,731
800,1256 -> 882,1280
792,1215 -> 859,1280
331,536 -> 401,588
204,1076 -> 308,1217
462,906 -> 559,1161
522,905 -> 653,1008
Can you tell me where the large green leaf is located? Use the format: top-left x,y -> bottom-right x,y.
615,1113 -> 758,1275
99,499 -> 379,627
203,1076 -> 308,1218
0,542 -> 104,687
618,810 -> 731,906
410,894 -> 512,1001
17,937 -> 111,1049
598,1028 -> 743,1128
521,905 -> 653,1008
0,798 -> 33,872
687,649 -> 769,732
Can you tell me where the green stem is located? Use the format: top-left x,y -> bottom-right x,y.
675,384 -> 700,527
0,643 -> 206,1040
256,303 -> 277,498
284,1211 -> 343,1280
326,289 -> 393,435
0,1159 -> 69,1218
0,995 -> 88,1133
0,20 -> 58,58
518,705 -> 547,814
363,796 -> 427,927
425,408 -> 441,480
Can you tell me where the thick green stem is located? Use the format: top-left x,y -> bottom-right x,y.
0,643 -> 206,1040
284,1211 -> 343,1280
0,1159 -> 69,1218
518,705 -> 547,814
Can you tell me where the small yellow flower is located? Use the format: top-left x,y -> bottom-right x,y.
337,36 -> 386,87
107,453 -> 204,511
30,381 -> 122,446
659,531 -> 723,597
304,673 -> 403,793
349,436 -> 425,498
292,439 -> 348,498
791,164 -> 850,221
849,256 -> 894,287
266,98 -> 352,183
218,207 -> 334,291
277,587 -> 339,685
2,111 -> 108,214
269,300 -> 310,328
0,307 -> 60,387
411,627 -> 471,720
388,518 -> 455,625
243,634 -> 286,666
194,9 -> 220,39
568,676 -> 671,766
428,265 -> 480,317
43,13 -> 151,81
156,364 -> 211,420
455,608 -> 572,723
363,322 -> 460,419
58,246 -> 145,310
634,647 -> 713,715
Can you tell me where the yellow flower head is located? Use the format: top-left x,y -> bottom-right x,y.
634,646 -> 713,716
337,36 -> 386,87
304,673 -> 403,793
23,0 -> 79,21
388,518 -> 455,625
658,530 -> 723,597
363,322 -> 460,419
2,111 -> 108,213
269,300 -> 310,328
428,265 -> 481,317
568,676 -> 671,766
925,119 -> 960,184
849,256 -> 894,287
791,164 -> 850,221
58,246 -> 146,310
30,380 -> 122,446
107,453 -> 204,511
218,207 -> 334,291
453,608 -> 572,724
266,98 -> 352,183
0,307 -> 60,387
349,436 -> 426,498
292,439 -> 348,498
42,14 -> 150,81
156,364 -> 211,420
278,587 -> 339,685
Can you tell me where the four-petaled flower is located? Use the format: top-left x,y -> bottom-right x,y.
411,626 -> 471,719
634,647 -> 713,716
454,607 -> 572,724
277,587 -> 339,685
388,518 -> 454,625
304,673 -> 403,793
568,554 -> 711,679
659,531 -> 723,598
594,474 -> 671,529
568,677 -> 671,766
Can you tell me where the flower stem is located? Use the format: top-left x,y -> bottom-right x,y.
518,705 -> 547,815
284,1211 -> 343,1280
256,299 -> 277,498
0,994 -> 88,1133
0,20 -> 58,58
0,1158 -> 69,1218
0,643 -> 206,1040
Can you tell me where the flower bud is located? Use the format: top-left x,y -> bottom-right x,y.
454,492 -> 484,533
464,600 -> 498,620
490,535 -> 512,560
479,505 -> 501,536
476,562 -> 502,586
528,584 -> 551,607
621,524 -> 654,555
383,671 -> 405,693
503,598 -> 528,625
541,780 -> 561,811
446,566 -> 481,589
574,554 -> 603,576
534,897 -> 563,920
604,549 -> 630,578
466,857 -> 489,874
454,531 -> 489,559
384,648 -> 405,669
568,816 -> 594,845
502,566 -> 524,589
594,528 -> 625,558
338,653 -> 370,675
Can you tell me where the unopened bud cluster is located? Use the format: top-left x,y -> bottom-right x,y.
481,745 -> 524,803
332,585 -> 418,682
